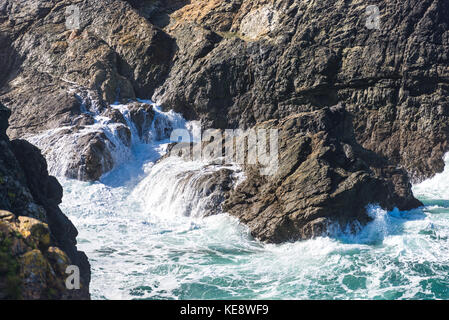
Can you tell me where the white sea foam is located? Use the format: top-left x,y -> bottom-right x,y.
413,153 -> 449,200
26,98 -> 196,180
35,97 -> 449,300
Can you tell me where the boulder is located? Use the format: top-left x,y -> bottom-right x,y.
222,107 -> 422,243
128,102 -> 155,142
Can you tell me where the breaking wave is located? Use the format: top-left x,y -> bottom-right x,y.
35,98 -> 449,300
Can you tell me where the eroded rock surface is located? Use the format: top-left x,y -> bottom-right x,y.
223,106 -> 422,243
0,0 -> 446,244
0,103 -> 90,299
151,0 -> 449,183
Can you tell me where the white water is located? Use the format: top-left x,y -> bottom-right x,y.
35,99 -> 449,300
413,153 -> 449,201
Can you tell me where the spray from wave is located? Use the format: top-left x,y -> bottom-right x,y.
30,98 -> 449,300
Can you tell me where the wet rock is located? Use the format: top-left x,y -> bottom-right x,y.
0,105 -> 90,299
68,132 -> 114,182
103,108 -> 127,126
175,167 -> 237,217
223,107 -> 422,243
128,102 -> 155,141
0,103 -> 10,139
115,124 -> 132,147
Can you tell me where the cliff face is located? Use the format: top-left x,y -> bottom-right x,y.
0,1 -> 447,242
2,0 -> 447,182
0,103 -> 90,300
150,0 -> 449,184
223,106 -> 422,243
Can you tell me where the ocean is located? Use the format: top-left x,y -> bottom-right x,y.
41,102 -> 449,300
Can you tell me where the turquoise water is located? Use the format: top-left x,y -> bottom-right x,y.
42,101 -> 449,300
60,154 -> 449,300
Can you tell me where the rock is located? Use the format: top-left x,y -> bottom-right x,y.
128,102 -> 155,141
69,132 -> 115,182
162,105 -> 421,242
219,107 -> 422,243
151,0 -> 449,183
1,0 -> 448,183
0,0 -> 445,245
239,5 -> 280,40
115,125 -> 132,147
0,105 -> 90,299
0,213 -> 87,300
0,210 -> 15,221
103,108 -> 127,126
0,0 -> 174,150
175,167 -> 237,217
17,217 -> 51,250
0,103 -> 10,139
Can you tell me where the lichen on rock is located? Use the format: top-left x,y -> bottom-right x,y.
0,103 -> 90,300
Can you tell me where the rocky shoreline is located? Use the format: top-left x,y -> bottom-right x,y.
0,0 -> 448,298
0,103 -> 90,299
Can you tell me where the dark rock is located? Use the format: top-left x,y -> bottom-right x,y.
0,1 -> 445,245
68,132 -> 114,182
103,108 -> 127,126
0,0 -> 173,138
0,103 -> 10,139
0,104 -> 90,299
152,0 -> 449,183
128,102 -> 155,141
223,107 -> 422,243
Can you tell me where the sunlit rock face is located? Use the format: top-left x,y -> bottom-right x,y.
239,5 -> 280,40
0,0 -> 447,245
2,0 -> 448,183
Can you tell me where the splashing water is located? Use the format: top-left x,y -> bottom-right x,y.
49,102 -> 449,299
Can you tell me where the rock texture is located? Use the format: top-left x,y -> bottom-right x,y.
150,0 -> 449,184
0,0 -> 447,242
0,0 -> 173,180
223,106 -> 422,243
2,0 -> 448,183
0,103 -> 90,299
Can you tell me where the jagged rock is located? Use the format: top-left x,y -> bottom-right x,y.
0,0 -> 173,139
0,0 -> 445,246
162,105 -> 421,242
103,108 -> 127,126
0,213 -> 86,300
128,102 -> 155,141
0,104 -> 90,299
4,1 -> 446,184
223,107 -> 422,243
151,0 -> 449,183
0,103 -> 10,139
175,167 -> 237,217
66,132 -> 115,182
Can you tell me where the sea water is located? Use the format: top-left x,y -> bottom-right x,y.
44,101 -> 449,300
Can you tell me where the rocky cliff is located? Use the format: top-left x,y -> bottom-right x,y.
0,0 -> 447,243
0,103 -> 90,300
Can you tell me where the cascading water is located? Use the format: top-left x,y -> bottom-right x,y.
32,98 -> 449,300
